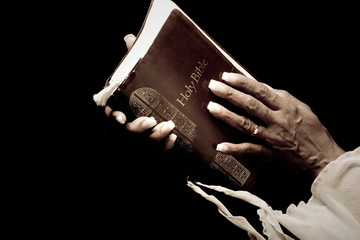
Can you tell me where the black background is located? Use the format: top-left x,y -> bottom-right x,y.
16,1 -> 359,239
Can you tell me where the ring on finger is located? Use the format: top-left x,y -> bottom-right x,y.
251,124 -> 259,136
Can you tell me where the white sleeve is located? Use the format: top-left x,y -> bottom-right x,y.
188,147 -> 360,240
275,147 -> 360,239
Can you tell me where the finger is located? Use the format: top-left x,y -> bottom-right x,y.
208,80 -> 274,124
163,133 -> 177,153
105,106 -> 126,124
272,89 -> 310,109
126,116 -> 157,133
207,101 -> 259,135
124,34 -> 136,51
149,120 -> 175,141
216,142 -> 273,161
221,72 -> 286,110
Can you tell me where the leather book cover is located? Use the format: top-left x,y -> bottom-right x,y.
108,9 -> 258,189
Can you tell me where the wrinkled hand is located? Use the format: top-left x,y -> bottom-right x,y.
105,34 -> 177,152
207,72 -> 345,177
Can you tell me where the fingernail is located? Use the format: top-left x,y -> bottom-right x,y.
124,33 -> 135,42
221,72 -> 231,81
164,133 -> 177,152
207,101 -> 220,113
208,79 -> 218,90
161,120 -> 175,133
168,133 -> 177,142
216,143 -> 228,152
142,117 -> 157,129
115,115 -> 125,124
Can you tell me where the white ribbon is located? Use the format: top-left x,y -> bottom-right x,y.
187,181 -> 294,240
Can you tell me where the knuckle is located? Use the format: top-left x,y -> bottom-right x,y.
235,118 -> 251,131
286,102 -> 299,115
277,98 -> 298,116
256,84 -> 269,99
301,102 -> 312,111
246,96 -> 259,111
277,89 -> 291,98
243,118 -> 252,131
225,87 -> 236,100
255,84 -> 279,106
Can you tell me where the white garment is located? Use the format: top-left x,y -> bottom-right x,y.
188,147 -> 360,239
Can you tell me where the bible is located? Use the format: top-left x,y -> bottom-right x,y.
93,0 -> 258,189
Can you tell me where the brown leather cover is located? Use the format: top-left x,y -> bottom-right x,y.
109,9 -> 257,189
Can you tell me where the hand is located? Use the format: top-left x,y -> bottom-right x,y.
104,34 -> 177,152
207,72 -> 345,177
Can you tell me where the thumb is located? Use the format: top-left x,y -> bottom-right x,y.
124,34 -> 136,50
